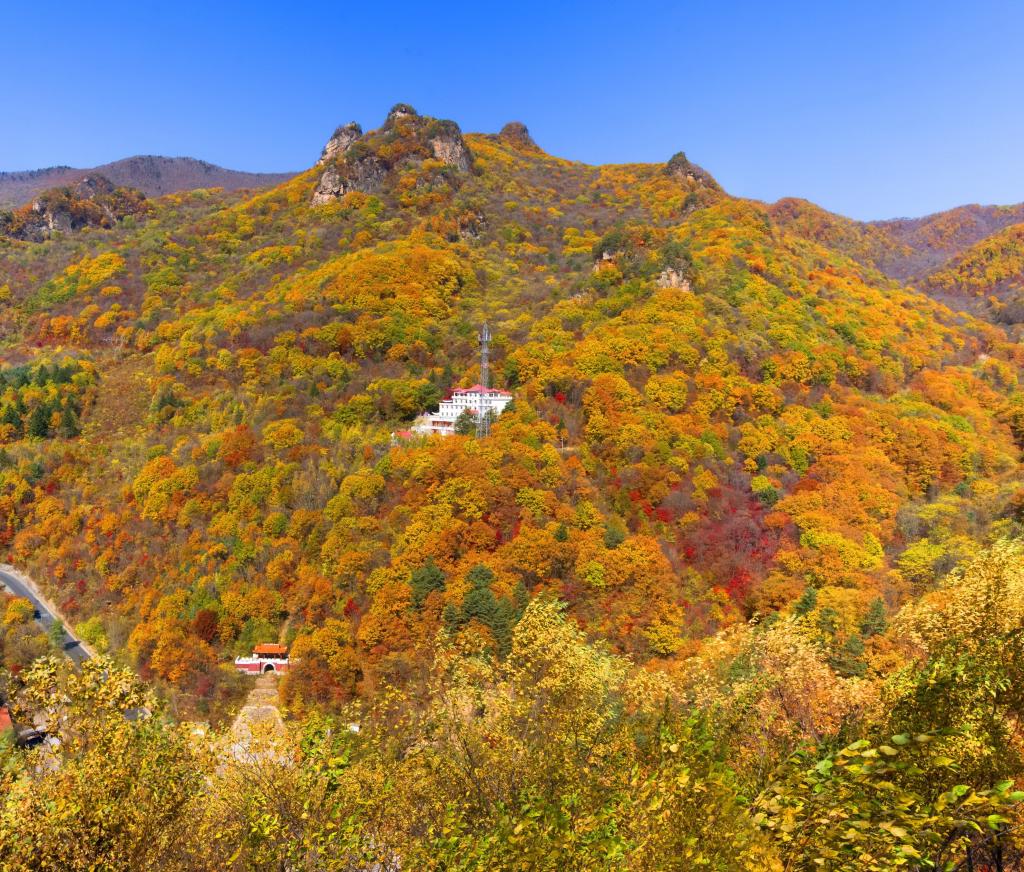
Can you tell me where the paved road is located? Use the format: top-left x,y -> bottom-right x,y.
0,567 -> 92,665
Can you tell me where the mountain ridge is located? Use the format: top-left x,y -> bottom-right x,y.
0,155 -> 296,208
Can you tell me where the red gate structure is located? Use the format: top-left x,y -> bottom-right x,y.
234,643 -> 290,674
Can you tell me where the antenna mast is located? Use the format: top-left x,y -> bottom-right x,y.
477,322 -> 491,438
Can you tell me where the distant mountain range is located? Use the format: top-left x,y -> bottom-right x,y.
769,197 -> 1024,302
0,155 -> 296,208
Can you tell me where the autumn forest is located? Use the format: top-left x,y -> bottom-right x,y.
3,103 -> 1024,869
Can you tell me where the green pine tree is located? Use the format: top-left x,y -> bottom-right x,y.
793,586 -> 818,616
443,603 -> 462,634
831,634 -> 867,677
410,560 -> 446,608
0,404 -> 21,436
27,402 -> 51,438
860,598 -> 887,637
603,523 -> 626,549
48,619 -> 66,652
58,404 -> 80,438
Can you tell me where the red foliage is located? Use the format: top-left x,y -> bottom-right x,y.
192,608 -> 219,643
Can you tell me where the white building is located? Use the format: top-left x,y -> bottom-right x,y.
412,384 -> 513,436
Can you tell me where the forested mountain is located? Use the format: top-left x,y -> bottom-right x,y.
0,156 -> 296,208
771,197 -> 1024,296
3,105 -> 1024,869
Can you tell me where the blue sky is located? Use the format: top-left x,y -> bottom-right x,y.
2,0 -> 1022,220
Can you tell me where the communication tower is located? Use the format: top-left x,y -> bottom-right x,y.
478,322 -> 491,437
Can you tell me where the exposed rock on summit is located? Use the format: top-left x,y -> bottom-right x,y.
317,122 -> 362,166
665,151 -> 720,190
311,104 -> 474,205
386,103 -> 418,124
497,121 -> 540,152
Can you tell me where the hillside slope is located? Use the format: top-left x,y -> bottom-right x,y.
6,105 -> 1024,869
0,105 -> 1022,724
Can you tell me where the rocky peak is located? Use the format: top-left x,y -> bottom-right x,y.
665,151 -> 719,190
317,122 -> 363,166
311,105 -> 473,205
498,121 -> 540,152
386,103 -> 418,124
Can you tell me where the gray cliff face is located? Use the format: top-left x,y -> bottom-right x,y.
317,122 -> 363,166
429,133 -> 472,172
311,154 -> 387,204
311,166 -> 346,205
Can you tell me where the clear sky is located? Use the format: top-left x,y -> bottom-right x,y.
2,0 -> 1022,220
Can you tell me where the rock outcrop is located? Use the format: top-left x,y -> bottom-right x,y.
317,122 -> 362,166
656,267 -> 691,290
311,105 -> 474,206
0,175 -> 148,242
497,121 -> 540,152
386,103 -> 418,124
426,119 -> 472,172
311,152 -> 388,205
665,151 -> 720,190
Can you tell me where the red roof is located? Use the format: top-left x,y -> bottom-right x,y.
254,643 -> 288,656
452,385 -> 513,396
0,706 -> 12,733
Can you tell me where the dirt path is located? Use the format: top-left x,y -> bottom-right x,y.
227,672 -> 288,763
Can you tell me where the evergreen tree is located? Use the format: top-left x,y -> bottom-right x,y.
58,404 -> 81,438
33,364 -> 51,387
831,634 -> 867,677
27,402 -> 51,438
603,523 -> 626,549
410,560 -> 446,608
460,566 -> 517,655
513,580 -> 529,615
48,619 -> 66,652
860,598 -> 887,637
1,404 -> 21,436
442,603 -> 462,634
793,586 -> 818,616
816,606 -> 839,637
